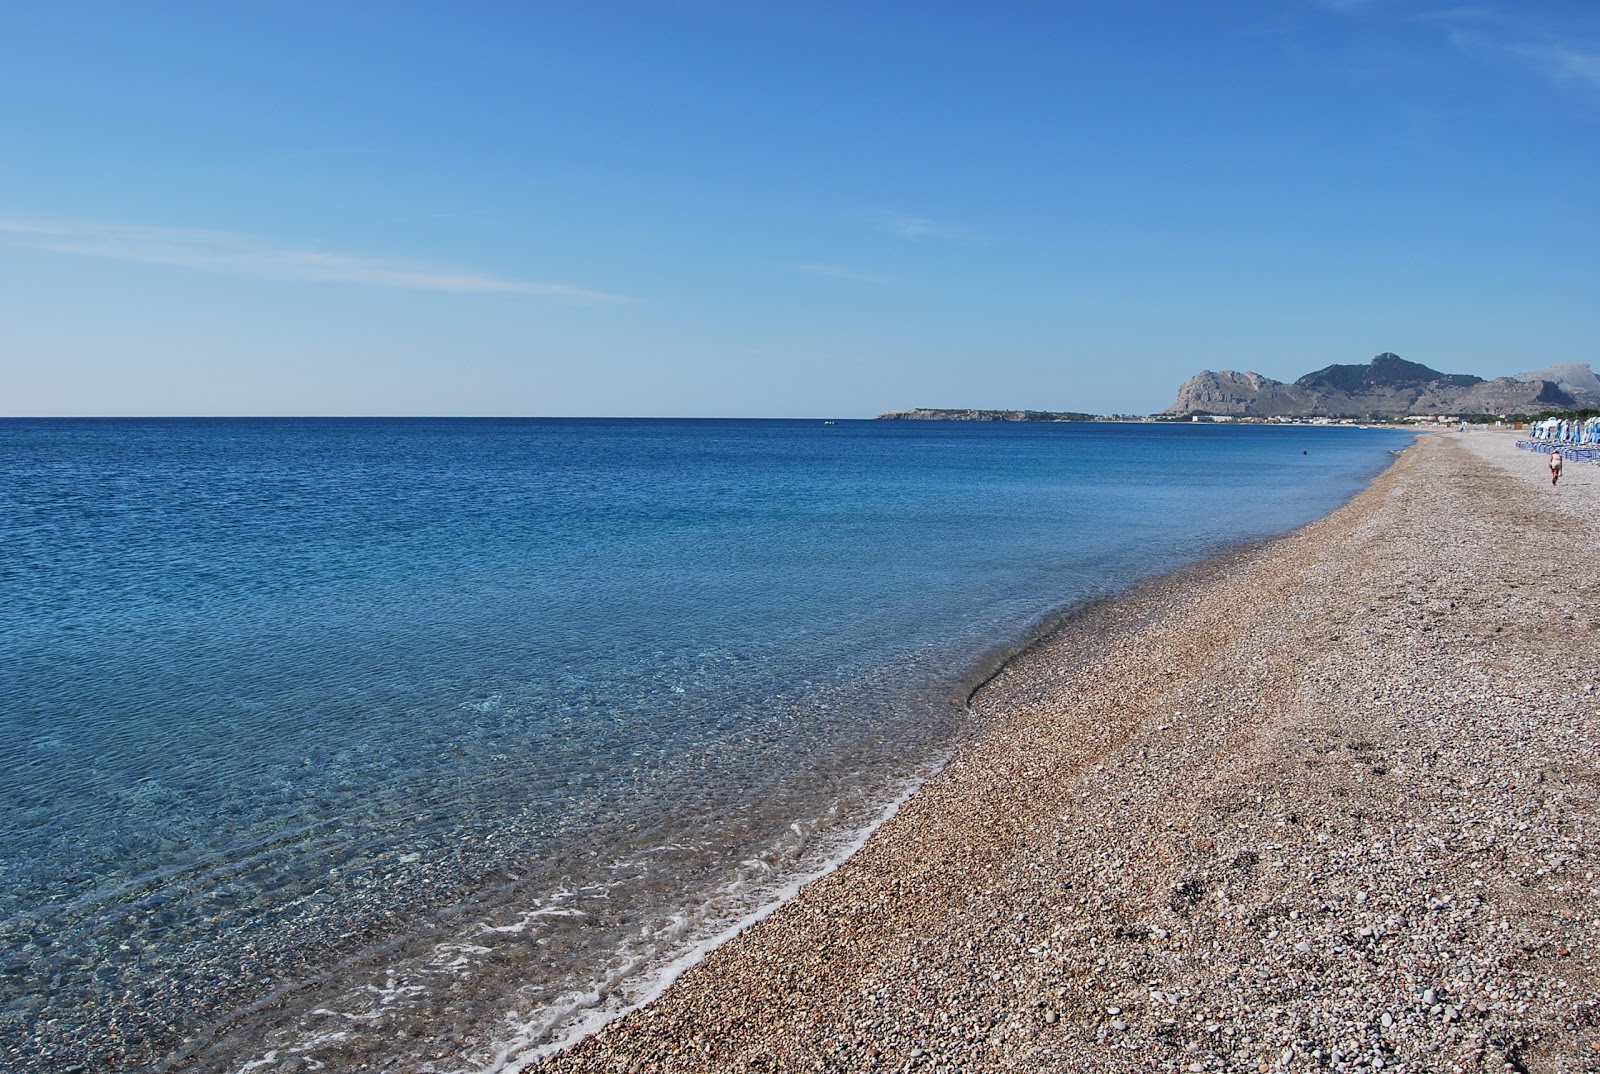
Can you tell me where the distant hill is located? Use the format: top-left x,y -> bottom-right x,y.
875,407 -> 1097,422
1166,353 -> 1594,419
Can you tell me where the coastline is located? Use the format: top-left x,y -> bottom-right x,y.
529,431 -> 1599,1074
7,421 -> 1417,1074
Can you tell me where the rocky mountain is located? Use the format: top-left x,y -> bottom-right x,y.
1166,353 -> 1585,419
1516,363 -> 1600,407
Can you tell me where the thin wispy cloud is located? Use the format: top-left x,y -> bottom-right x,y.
1511,41 -> 1600,89
1310,0 -> 1386,12
868,211 -> 974,243
788,263 -> 894,285
0,217 -> 620,300
1324,3 -> 1600,96
1439,9 -> 1600,95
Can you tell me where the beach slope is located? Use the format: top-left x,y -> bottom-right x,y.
536,433 -> 1599,1074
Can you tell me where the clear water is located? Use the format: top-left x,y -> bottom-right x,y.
0,418 -> 1412,1072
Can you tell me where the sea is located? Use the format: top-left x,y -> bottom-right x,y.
0,417 -> 1413,1072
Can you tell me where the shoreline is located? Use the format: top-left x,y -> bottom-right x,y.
531,431 -> 1599,1074
472,541 -> 1293,1070
470,464 -> 1409,1070
462,441 -> 1417,1069
485,539 -> 1304,1071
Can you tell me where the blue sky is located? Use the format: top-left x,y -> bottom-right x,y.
3,1 -> 1598,416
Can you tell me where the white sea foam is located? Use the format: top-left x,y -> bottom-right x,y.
308,1008 -> 383,1022
481,906 -> 587,934
463,766 -> 937,1074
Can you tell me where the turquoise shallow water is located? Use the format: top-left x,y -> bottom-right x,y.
0,417 -> 1411,1071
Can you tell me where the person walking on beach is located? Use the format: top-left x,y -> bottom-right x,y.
1550,450 -> 1563,486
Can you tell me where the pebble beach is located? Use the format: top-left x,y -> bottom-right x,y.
533,431 -> 1599,1074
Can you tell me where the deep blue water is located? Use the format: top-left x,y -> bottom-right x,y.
0,417 -> 1412,1072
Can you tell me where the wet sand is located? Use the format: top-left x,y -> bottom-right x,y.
534,432 -> 1599,1074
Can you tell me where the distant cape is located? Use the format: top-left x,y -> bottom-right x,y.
1166,353 -> 1598,419
874,407 -> 1096,422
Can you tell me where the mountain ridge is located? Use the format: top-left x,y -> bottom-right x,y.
1166,353 -> 1597,419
